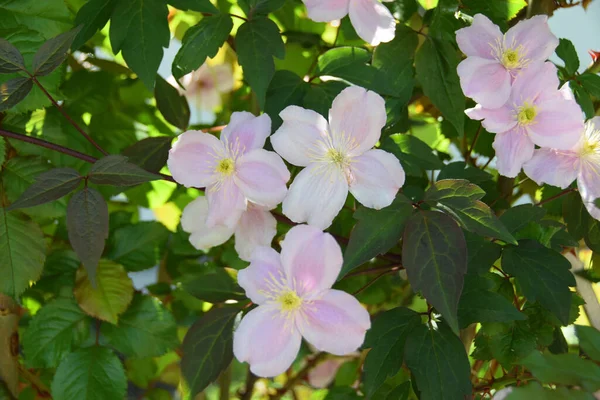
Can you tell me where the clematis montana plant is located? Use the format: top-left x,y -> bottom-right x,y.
171,62 -> 235,113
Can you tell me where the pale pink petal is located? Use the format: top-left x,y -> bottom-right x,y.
303,0 -> 349,22
237,246 -> 284,304
455,14 -> 502,59
220,112 -> 272,154
578,160 -> 600,221
235,207 -> 277,262
167,131 -> 223,188
348,149 -> 405,209
308,359 -> 345,388
271,106 -> 330,167
206,178 -> 247,229
297,289 -> 370,355
233,306 -> 302,377
457,57 -> 512,109
465,105 -> 516,134
528,95 -> 584,150
492,127 -> 535,178
510,62 -> 559,103
234,149 -> 290,208
280,225 -> 343,296
523,148 -> 579,189
329,86 -> 386,156
348,0 -> 396,46
282,164 -> 348,229
504,15 -> 559,64
212,64 -> 235,93
181,197 -> 234,250
190,87 -> 222,111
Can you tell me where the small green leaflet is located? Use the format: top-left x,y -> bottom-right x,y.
0,38 -> 25,73
89,155 -> 159,186
154,75 -> 190,130
8,168 -> 82,211
32,26 -> 83,76
522,351 -> 600,392
0,77 -> 33,111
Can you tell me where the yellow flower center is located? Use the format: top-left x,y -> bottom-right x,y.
502,49 -> 521,69
581,140 -> 599,157
277,290 -> 302,311
215,158 -> 235,176
326,148 -> 350,169
517,103 -> 537,126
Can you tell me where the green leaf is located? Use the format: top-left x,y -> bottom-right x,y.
67,188 -> 109,284
579,73 -> 600,98
109,0 -> 170,89
72,0 -> 116,50
107,221 -> 169,272
465,232 -> 502,275
172,14 -> 233,80
102,293 -> 178,358
402,211 -> 467,334
22,298 -> 89,368
382,134 -> 443,175
500,204 -> 547,234
0,209 -> 46,297
0,137 -> 5,166
404,323 -> 472,399
181,266 -> 246,302
563,192 -> 590,241
475,320 -> 536,367
235,17 -> 285,108
0,77 -> 33,111
340,194 -> 414,278
303,80 -> 348,117
181,307 -> 239,396
89,155 -> 160,186
168,0 -> 218,13
0,0 -> 72,39
0,38 -> 25,73
265,70 -> 309,129
51,347 -> 127,400
239,0 -> 286,15
415,38 -> 465,133
32,26 -> 82,76
363,307 -> 421,398
585,219 -> 600,253
576,325 -> 600,362
502,240 -> 575,324
506,382 -> 595,400
8,168 -> 82,211
425,179 -> 485,203
573,81 -> 595,120
522,351 -> 600,392
155,75 -> 190,130
556,38 -> 580,76
73,260 -> 134,324
461,0 -> 526,22
121,137 -> 172,173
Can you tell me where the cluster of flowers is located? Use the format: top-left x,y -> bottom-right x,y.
457,14 -> 600,220
167,86 -> 406,376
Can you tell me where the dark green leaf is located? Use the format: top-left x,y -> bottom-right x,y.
340,194 -> 413,278
155,75 -> 190,130
315,47 -> 371,79
107,221 -> 169,271
402,211 -> 467,334
404,323 -> 472,399
475,320 -> 536,367
563,192 -> 590,241
102,293 -> 178,358
585,219 -> 600,253
576,325 -> 600,362
89,155 -> 159,186
22,298 -> 89,368
465,232 -> 502,275
235,17 -> 285,108
265,70 -> 309,129
32,26 -> 82,76
500,204 -> 547,234
181,307 -> 239,396
556,39 -> 579,76
0,77 -> 33,111
168,0 -> 218,13
181,267 -> 245,302
0,137 -> 5,166
572,81 -> 595,120
303,80 -> 348,117
324,387 -> 361,400
172,14 -> 233,80
66,188 -> 109,286
8,168 -> 82,211
109,0 -> 170,89
506,382 -> 594,400
0,38 -> 25,73
239,0 -> 286,15
51,347 -> 127,400
363,307 -> 421,397
415,38 -> 465,133
461,0 -> 527,23
579,73 -> 600,98
121,137 -> 172,173
522,351 -> 600,392
382,134 -> 443,175
502,240 -> 575,324
72,0 -> 116,50
425,179 -> 485,203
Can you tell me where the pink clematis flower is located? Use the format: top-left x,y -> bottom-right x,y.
173,63 -> 234,112
466,62 -> 584,178
233,225 -> 371,377
180,197 -> 276,261
524,117 -> 600,220
167,112 -> 290,229
302,0 -> 395,46
271,86 -> 405,229
456,14 -> 558,109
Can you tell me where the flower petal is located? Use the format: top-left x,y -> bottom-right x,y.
181,197 -> 234,250
235,207 -> 278,262
348,0 -> 395,46
527,95 -> 584,150
510,62 -> 559,104
492,127 -> 535,178
206,178 -> 247,229
190,88 -> 222,111
457,57 -> 512,109
212,64 -> 235,92
220,112 -> 272,154
523,148 -> 579,189
504,15 -> 559,64
297,289 -> 370,355
328,86 -> 386,156
308,359 -> 345,389
578,159 -> 600,221
282,163 -> 348,229
271,106 -> 330,167
465,104 -> 516,133
167,131 -> 223,188
235,149 -> 290,208
303,0 -> 349,22
348,149 -> 405,209
237,246 -> 284,304
455,14 -> 503,59
280,225 -> 343,296
233,306 -> 302,378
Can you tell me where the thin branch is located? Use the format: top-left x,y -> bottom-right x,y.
353,268 -> 399,295
239,369 -> 258,400
271,353 -> 326,400
536,187 -> 576,206
345,264 -> 403,278
18,365 -> 52,398
466,123 -> 482,163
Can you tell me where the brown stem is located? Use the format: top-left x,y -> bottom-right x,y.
345,264 -> 403,278
352,268 -> 399,295
18,365 -> 52,398
536,187 -> 576,206
239,369 -> 258,400
466,123 -> 482,164
271,353 -> 326,400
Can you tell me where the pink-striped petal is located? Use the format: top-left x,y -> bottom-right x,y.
510,62 -> 559,105
523,148 -> 580,189
167,131 -> 223,188
235,206 -> 278,262
465,105 -> 516,134
578,160 -> 600,221
303,0 -> 349,22
180,197 -> 234,250
527,95 -> 584,150
456,14 -> 502,59
457,57 -> 512,109
348,0 -> 396,46
237,246 -> 284,304
220,112 -> 271,154
492,127 -> 535,178
504,15 -> 559,64
235,149 -> 290,208
206,178 -> 247,229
